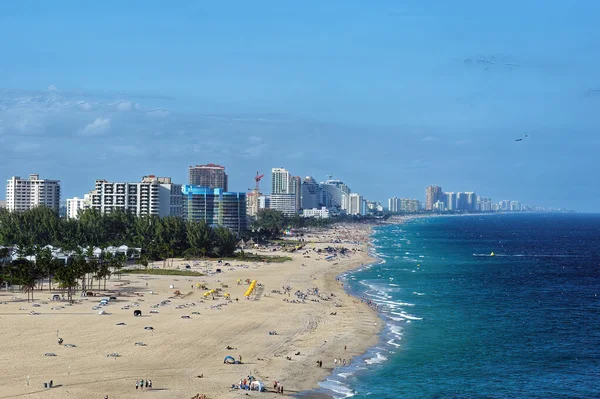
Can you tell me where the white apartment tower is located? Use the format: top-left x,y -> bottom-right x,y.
90,175 -> 182,217
271,168 -> 291,194
344,193 -> 363,215
66,194 -> 91,219
6,174 -> 61,213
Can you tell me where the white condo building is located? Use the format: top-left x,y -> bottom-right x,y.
90,175 -> 182,217
6,174 -> 61,213
343,193 -> 364,215
66,194 -> 91,219
271,168 -> 291,194
302,207 -> 330,219
269,194 -> 297,216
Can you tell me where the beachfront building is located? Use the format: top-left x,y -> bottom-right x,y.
301,176 -> 321,210
425,185 -> 443,211
443,192 -> 456,211
6,174 -> 61,213
302,207 -> 330,219
343,193 -> 364,215
269,194 -> 297,216
90,175 -> 182,217
388,197 -> 399,213
478,197 -> 492,212
188,164 -> 228,191
0,200 -> 6,209
400,198 -> 420,213
510,201 -> 522,211
321,179 -> 350,209
182,186 -> 246,234
66,194 -> 91,219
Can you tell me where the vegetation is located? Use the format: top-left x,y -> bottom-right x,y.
0,207 -> 240,301
122,268 -> 204,276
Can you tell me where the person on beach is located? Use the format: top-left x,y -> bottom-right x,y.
140,379 -> 144,389
149,380 -> 152,389
135,381 -> 139,390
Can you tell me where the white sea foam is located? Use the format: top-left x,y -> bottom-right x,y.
390,311 -> 423,320
364,352 -> 388,365
387,338 -> 401,348
320,379 -> 356,398
389,325 -> 403,337
389,283 -> 399,287
413,292 -> 425,296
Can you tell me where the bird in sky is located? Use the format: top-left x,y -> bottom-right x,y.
515,134 -> 528,142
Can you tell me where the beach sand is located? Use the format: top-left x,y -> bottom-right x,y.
0,223 -> 385,398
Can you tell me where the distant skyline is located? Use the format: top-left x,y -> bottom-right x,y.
1,1 -> 599,211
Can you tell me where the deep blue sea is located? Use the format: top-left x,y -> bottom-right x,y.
315,213 -> 600,398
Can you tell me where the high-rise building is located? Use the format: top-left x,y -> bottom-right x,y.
66,194 -> 91,219
400,198 -> 420,213
443,192 -> 456,211
182,186 -> 246,234
477,197 -> 492,212
345,193 -> 363,215
271,168 -> 291,195
90,175 -> 182,217
321,179 -> 350,209
300,176 -> 320,209
425,186 -> 442,211
499,200 -> 510,211
269,194 -> 297,216
388,197 -> 399,213
510,201 -> 522,211
6,174 -> 61,213
466,192 -> 477,211
188,164 -> 228,191
456,192 -> 468,211
291,176 -> 301,210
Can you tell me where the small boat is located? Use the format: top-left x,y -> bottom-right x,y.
490,252 -> 495,256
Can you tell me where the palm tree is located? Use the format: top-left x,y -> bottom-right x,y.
35,246 -> 53,291
11,258 -> 39,302
55,259 -> 78,303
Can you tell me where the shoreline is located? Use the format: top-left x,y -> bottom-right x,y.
295,215 -> 422,398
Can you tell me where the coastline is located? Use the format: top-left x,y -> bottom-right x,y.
0,223 -> 384,399
295,215 -> 423,398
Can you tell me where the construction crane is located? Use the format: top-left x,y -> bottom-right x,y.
254,171 -> 264,192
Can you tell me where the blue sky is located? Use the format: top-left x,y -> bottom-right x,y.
1,0 -> 599,211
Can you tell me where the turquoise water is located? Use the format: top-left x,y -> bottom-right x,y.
314,214 -> 600,398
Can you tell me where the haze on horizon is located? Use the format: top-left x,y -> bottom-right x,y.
0,0 -> 598,212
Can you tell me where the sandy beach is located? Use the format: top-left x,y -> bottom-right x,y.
0,223 -> 386,399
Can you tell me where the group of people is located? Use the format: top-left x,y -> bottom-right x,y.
135,379 -> 152,390
334,357 -> 347,366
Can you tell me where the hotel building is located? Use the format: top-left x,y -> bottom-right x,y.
6,174 -> 61,213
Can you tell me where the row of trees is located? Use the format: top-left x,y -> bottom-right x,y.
0,207 -> 239,261
0,246 -> 126,302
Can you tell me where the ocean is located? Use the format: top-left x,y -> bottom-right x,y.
309,213 -> 600,398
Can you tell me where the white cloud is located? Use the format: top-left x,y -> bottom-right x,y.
115,101 -> 133,111
77,101 -> 92,111
146,109 -> 169,118
243,143 -> 267,159
81,117 -> 111,136
47,84 -> 58,92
